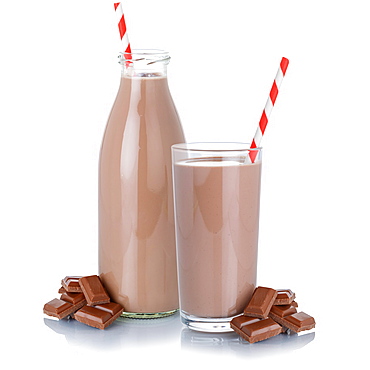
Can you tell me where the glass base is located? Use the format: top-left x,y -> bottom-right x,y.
120,309 -> 178,319
180,310 -> 234,332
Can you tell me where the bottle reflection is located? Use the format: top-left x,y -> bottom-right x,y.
44,312 -> 182,351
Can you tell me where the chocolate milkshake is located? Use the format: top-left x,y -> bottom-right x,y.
99,51 -> 185,317
172,144 -> 262,331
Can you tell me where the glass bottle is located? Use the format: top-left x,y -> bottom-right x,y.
98,50 -> 185,318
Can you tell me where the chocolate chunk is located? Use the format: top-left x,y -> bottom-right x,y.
269,304 -> 297,325
270,304 -> 297,318
230,315 -> 282,343
78,275 -> 110,306
231,315 -> 260,328
94,302 -> 124,316
243,287 -> 278,318
74,303 -> 124,329
274,289 -> 296,305
277,312 -> 316,333
61,276 -> 83,293
60,291 -> 86,305
43,297 -> 86,319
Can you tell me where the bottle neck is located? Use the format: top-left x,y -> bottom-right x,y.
119,49 -> 170,79
121,63 -> 168,78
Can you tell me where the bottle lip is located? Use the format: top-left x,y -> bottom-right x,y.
119,49 -> 170,65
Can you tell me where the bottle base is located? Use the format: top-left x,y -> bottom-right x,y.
121,309 -> 178,319
180,310 -> 235,332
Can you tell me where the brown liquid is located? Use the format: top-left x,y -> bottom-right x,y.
99,75 -> 185,314
173,158 -> 261,318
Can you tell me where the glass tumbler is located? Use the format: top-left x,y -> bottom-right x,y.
172,143 -> 262,332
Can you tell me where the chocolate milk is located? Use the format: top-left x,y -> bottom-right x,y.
99,74 -> 185,315
173,158 -> 261,318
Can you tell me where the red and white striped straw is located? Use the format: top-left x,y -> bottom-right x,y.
114,2 -> 131,59
249,57 -> 289,163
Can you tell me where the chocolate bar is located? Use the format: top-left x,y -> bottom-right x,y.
268,304 -> 297,323
43,296 -> 86,319
231,315 -> 260,328
60,291 -> 86,305
230,315 -> 282,344
243,287 -> 278,318
78,275 -> 110,306
272,312 -> 316,333
274,289 -> 296,305
74,302 -> 124,330
231,286 -> 315,343
61,276 -> 83,293
44,275 -> 124,329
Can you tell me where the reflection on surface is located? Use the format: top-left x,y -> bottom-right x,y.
181,328 -> 315,357
44,311 -> 315,356
44,311 -> 182,351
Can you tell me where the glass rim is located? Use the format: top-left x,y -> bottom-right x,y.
171,142 -> 262,153
121,49 -> 169,56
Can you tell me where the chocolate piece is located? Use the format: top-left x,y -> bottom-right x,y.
291,300 -> 298,307
269,304 -> 297,325
243,287 -> 278,318
58,287 -> 67,294
231,315 -> 260,329
270,304 -> 297,318
60,291 -> 86,306
274,289 -> 296,305
74,303 -> 124,329
231,315 -> 282,344
78,275 -> 110,306
94,302 -> 124,316
277,312 -> 315,333
43,298 -> 85,319
61,276 -> 83,293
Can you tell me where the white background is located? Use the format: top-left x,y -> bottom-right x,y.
1,0 -> 369,368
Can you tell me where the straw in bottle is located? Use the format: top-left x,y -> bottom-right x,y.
249,57 -> 289,163
114,2 -> 131,59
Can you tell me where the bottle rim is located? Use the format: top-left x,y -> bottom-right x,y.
119,49 -> 170,65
